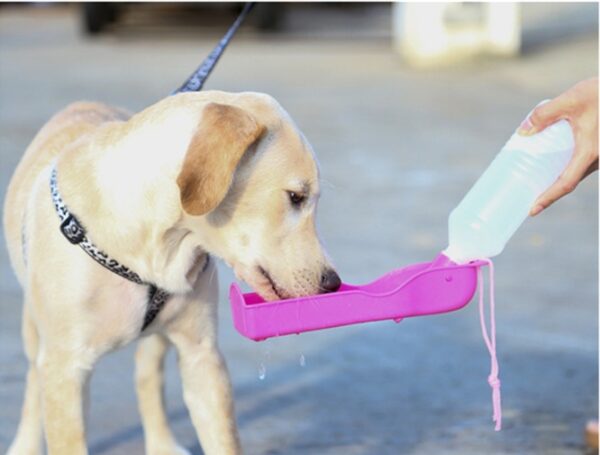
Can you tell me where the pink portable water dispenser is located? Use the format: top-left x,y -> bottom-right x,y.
229,105 -> 575,432
229,254 -> 484,341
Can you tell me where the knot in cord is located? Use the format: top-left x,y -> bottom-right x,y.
478,259 -> 502,431
488,375 -> 501,388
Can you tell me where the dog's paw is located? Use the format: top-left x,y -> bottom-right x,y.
147,443 -> 192,455
6,443 -> 43,455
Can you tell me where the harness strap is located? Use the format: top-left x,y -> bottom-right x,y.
50,165 -> 171,332
143,286 -> 173,331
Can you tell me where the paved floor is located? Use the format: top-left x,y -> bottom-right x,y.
0,4 -> 597,454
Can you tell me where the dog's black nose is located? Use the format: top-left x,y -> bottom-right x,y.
320,269 -> 341,293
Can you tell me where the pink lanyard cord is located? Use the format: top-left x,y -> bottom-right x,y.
477,258 -> 502,431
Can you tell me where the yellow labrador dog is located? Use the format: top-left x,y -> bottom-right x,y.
3,91 -> 341,455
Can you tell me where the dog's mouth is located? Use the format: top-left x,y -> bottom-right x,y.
257,265 -> 288,301
231,261 -> 294,301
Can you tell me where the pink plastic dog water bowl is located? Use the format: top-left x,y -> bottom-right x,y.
229,254 -> 485,341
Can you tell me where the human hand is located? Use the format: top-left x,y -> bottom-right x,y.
517,78 -> 598,216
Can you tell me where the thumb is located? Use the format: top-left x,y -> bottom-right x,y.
517,98 -> 566,136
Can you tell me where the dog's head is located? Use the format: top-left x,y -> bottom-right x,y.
175,92 -> 340,301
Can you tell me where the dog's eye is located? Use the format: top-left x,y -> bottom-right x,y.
287,191 -> 306,207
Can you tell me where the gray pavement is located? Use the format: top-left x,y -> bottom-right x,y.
0,3 -> 598,454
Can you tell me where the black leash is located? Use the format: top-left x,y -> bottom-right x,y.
173,2 -> 255,94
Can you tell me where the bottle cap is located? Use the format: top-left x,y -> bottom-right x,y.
443,245 -> 471,264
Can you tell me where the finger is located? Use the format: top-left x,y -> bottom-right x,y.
530,151 -> 592,216
518,97 -> 570,136
583,158 -> 599,179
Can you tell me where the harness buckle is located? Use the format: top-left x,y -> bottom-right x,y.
60,214 -> 86,244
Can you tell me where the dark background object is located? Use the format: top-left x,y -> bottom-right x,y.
81,2 -> 285,35
82,2 -> 119,34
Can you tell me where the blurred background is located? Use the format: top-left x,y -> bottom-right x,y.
0,2 -> 597,454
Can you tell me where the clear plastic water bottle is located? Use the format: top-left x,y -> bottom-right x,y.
444,102 -> 575,264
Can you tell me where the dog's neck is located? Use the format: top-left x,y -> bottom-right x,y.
54,114 -> 213,294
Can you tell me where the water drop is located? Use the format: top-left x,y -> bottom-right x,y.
258,363 -> 266,380
299,354 -> 306,367
257,341 -> 271,380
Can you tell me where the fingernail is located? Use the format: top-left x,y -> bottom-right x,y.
517,118 -> 535,136
530,204 -> 543,216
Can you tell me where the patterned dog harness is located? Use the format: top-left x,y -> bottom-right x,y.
50,165 -> 172,331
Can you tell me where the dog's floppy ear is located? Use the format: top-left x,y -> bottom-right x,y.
177,102 -> 264,216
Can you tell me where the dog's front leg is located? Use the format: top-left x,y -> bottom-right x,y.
165,265 -> 240,455
136,333 -> 191,455
8,304 -> 44,455
170,333 -> 240,455
39,348 -> 92,455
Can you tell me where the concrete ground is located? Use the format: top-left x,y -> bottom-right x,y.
0,3 -> 597,454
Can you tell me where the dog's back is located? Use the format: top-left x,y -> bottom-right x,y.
3,101 -> 129,284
